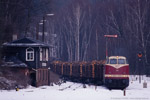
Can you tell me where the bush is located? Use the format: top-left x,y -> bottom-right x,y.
0,67 -> 30,90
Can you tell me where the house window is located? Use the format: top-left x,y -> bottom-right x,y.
26,48 -> 34,61
40,48 -> 49,61
43,48 -> 46,61
40,48 -> 42,61
46,49 -> 49,61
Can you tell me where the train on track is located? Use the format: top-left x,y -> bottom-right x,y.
50,56 -> 129,89
104,56 -> 129,89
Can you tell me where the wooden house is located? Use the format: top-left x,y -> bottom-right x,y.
2,37 -> 52,86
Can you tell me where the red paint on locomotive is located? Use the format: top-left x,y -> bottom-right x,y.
104,56 -> 129,89
105,65 -> 129,79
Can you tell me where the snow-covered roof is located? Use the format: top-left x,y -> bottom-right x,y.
1,56 -> 27,68
1,62 -> 27,68
2,37 -> 52,48
3,43 -> 49,47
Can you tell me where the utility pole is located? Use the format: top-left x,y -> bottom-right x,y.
36,23 -> 39,40
96,30 -> 98,60
42,16 -> 45,42
41,14 -> 54,42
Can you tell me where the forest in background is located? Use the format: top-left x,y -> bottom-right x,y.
0,0 -> 150,74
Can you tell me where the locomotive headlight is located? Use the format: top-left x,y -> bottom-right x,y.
108,75 -> 112,77
105,74 -> 112,77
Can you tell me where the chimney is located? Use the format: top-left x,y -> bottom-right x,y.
12,34 -> 17,41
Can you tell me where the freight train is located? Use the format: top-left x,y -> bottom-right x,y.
50,56 -> 129,89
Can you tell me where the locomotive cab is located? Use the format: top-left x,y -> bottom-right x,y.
104,56 -> 129,89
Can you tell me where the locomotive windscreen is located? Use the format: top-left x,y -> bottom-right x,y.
106,56 -> 127,64
118,59 -> 125,64
110,59 -> 117,64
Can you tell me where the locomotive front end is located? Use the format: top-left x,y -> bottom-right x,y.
104,56 -> 129,89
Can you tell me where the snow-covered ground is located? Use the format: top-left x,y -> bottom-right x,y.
0,75 -> 150,100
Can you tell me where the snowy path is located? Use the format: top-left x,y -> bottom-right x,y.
0,75 -> 150,100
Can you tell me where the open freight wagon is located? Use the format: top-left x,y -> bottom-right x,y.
50,61 -> 105,85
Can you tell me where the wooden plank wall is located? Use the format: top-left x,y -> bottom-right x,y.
36,68 -> 49,87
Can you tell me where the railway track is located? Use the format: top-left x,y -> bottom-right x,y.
58,83 -> 83,91
59,83 -> 75,91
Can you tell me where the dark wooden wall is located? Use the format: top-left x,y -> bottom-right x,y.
36,68 -> 49,86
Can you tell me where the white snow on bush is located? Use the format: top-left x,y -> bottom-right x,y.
0,77 -> 16,86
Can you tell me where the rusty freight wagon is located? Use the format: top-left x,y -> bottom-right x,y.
50,61 -> 105,85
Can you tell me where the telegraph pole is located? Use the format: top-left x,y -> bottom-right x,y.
41,14 -> 54,42
42,16 -> 45,42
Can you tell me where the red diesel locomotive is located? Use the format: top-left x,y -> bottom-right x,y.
104,56 -> 129,89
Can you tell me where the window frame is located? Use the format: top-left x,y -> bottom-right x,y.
26,47 -> 34,61
40,48 -> 49,61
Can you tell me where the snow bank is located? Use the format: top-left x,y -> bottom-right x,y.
0,75 -> 150,100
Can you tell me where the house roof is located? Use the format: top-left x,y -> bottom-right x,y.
1,56 -> 28,68
3,37 -> 52,48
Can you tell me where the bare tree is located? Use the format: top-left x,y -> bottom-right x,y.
126,0 -> 150,65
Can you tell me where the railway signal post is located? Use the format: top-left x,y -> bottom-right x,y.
138,52 -> 142,83
104,35 -> 118,59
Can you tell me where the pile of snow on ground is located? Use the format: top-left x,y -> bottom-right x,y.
0,75 -> 150,100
